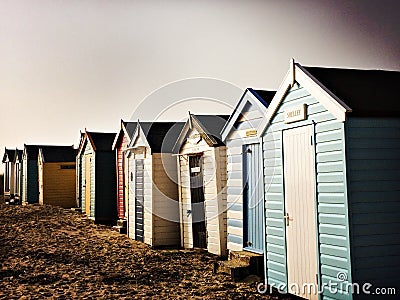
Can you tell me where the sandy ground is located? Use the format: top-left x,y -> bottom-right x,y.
0,203 -> 293,299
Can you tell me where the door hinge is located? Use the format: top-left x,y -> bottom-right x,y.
311,135 -> 313,145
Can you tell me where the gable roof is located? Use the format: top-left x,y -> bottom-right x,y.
260,59 -> 400,134
221,88 -> 276,141
124,121 -> 138,138
14,150 -> 23,163
131,121 -> 185,153
112,120 -> 138,150
2,149 -> 17,163
172,114 -> 230,153
304,66 -> 400,117
39,146 -> 77,163
23,145 -> 44,160
87,132 -> 116,151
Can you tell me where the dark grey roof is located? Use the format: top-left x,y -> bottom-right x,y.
16,150 -> 23,162
173,114 -> 230,153
192,115 -> 230,145
123,121 -> 138,138
24,145 -> 44,160
2,149 -> 17,163
249,89 -> 276,108
87,132 -> 117,151
304,66 -> 400,117
40,146 -> 76,163
139,122 -> 185,153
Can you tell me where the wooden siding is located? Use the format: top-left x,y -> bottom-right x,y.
127,146 -> 153,245
94,151 -> 117,222
76,156 -> 82,208
81,142 -> 95,219
178,128 -> 227,256
116,134 -> 129,219
263,84 -> 352,297
346,117 -> 400,293
39,162 -> 76,208
152,153 -> 180,246
225,97 -> 266,253
22,159 -> 39,204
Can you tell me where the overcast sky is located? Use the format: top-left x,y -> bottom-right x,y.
1,0 -> 399,171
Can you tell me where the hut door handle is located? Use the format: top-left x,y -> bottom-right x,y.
284,213 -> 293,226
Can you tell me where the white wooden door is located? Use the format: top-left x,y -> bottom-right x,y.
127,155 -> 136,240
283,125 -> 318,300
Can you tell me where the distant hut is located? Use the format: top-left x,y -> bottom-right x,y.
77,131 -> 117,223
126,121 -> 184,246
22,145 -> 43,204
13,149 -> 23,203
173,114 -> 229,256
111,121 -> 138,232
38,146 -> 77,208
75,131 -> 86,208
2,148 -> 17,202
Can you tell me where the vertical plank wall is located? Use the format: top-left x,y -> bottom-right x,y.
95,151 -> 116,222
127,147 -> 153,245
225,98 -> 266,252
22,157 -> 27,203
81,142 -> 95,219
346,117 -> 400,294
152,153 -> 180,246
263,84 -> 352,298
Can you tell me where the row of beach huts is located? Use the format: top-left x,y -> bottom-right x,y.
3,60 -> 400,299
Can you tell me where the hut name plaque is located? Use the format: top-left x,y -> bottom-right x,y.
285,104 -> 307,123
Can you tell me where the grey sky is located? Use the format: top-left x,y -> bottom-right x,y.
1,0 -> 399,172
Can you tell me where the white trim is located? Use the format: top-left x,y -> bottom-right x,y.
259,60 -> 352,135
221,89 -> 270,141
128,123 -> 152,154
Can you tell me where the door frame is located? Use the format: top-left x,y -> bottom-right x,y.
281,122 -> 320,296
243,142 -> 265,254
134,158 -> 145,242
189,154 -> 207,249
84,155 -> 91,216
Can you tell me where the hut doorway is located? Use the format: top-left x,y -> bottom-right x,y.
283,125 -> 318,300
243,143 -> 264,253
135,159 -> 144,242
189,155 -> 207,249
85,155 -> 91,215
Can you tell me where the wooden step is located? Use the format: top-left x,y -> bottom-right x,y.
112,225 -> 127,234
214,251 -> 264,282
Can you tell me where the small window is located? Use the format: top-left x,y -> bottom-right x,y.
60,165 -> 76,170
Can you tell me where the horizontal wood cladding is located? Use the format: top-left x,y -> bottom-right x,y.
263,84 -> 352,296
346,117 -> 400,291
41,162 -> 76,208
